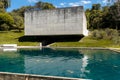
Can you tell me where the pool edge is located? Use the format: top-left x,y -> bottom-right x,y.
0,72 -> 90,80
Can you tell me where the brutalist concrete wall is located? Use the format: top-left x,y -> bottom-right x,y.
83,12 -> 88,36
0,72 -> 81,80
25,6 -> 88,36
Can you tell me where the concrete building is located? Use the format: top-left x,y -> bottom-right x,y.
24,6 -> 88,36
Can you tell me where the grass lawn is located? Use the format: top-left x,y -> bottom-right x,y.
0,31 -> 39,46
50,36 -> 120,48
0,31 -> 120,48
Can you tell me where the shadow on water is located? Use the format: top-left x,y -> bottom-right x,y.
19,35 -> 84,46
19,48 -> 84,59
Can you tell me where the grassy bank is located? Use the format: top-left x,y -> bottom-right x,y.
0,31 -> 120,48
0,31 -> 39,46
50,37 -> 120,48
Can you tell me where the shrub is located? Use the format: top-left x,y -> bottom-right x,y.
91,30 -> 105,39
0,23 -> 9,31
90,28 -> 120,44
104,28 -> 119,40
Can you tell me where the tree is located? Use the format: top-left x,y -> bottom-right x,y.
12,1 -> 55,18
0,1 -> 4,8
101,6 -> 111,29
89,10 -> 103,29
0,0 -> 10,9
86,2 -> 120,30
42,2 -> 55,9
9,1 -> 56,31
109,2 -> 120,29
0,13 -> 14,30
86,4 -> 103,30
91,4 -> 101,10
12,1 -> 55,16
10,13 -> 24,32
12,6 -> 34,17
35,1 -> 55,10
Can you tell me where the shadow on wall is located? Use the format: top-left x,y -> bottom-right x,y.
19,35 -> 84,46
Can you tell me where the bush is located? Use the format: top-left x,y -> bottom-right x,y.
91,30 -> 105,39
104,28 -> 119,40
0,23 -> 9,31
90,28 -> 120,44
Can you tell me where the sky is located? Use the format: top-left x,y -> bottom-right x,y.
7,0 -> 110,12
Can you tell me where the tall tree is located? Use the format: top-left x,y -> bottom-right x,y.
86,4 -> 103,30
109,2 -> 120,29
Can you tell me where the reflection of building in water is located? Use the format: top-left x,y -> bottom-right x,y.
80,55 -> 89,78
22,48 -> 84,77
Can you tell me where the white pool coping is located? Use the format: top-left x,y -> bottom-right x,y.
0,46 -> 120,53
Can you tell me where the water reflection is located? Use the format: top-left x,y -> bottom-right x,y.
80,49 -> 120,80
19,48 -> 84,78
81,55 -> 89,78
0,48 -> 120,80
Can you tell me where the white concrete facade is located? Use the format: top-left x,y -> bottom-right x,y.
25,6 -> 88,36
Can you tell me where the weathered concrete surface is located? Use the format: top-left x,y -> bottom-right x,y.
25,6 -> 88,36
0,72 -> 86,80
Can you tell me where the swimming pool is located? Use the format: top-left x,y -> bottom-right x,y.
0,48 -> 120,80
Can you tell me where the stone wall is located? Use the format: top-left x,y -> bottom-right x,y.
25,6 -> 88,36
0,72 -> 83,80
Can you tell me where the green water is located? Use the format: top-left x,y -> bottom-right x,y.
0,48 -> 120,80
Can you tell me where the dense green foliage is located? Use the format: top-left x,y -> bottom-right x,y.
0,1 -> 5,12
10,13 -> 24,31
12,6 -> 33,18
90,29 -> 120,44
35,1 -> 55,10
0,13 -> 14,30
86,1 -> 120,47
0,0 -> 10,9
86,2 -> 120,30
0,0 -> 13,30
